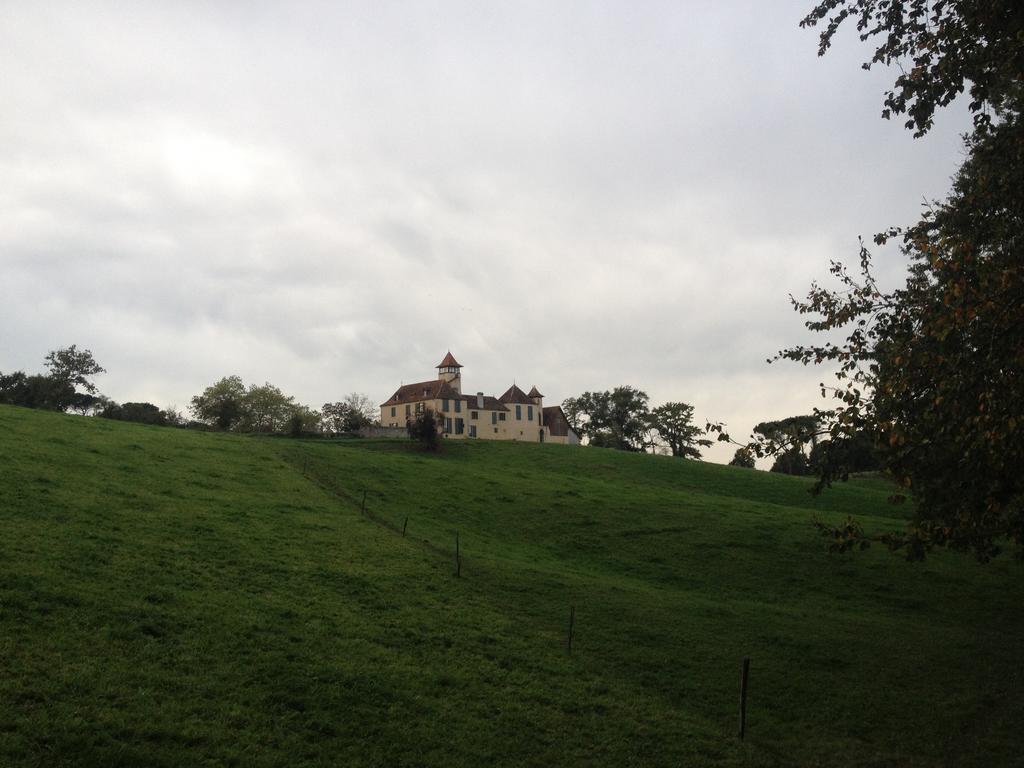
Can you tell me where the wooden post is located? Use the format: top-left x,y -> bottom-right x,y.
738,657 -> 750,740
402,517 -> 408,537
360,489 -> 367,515
567,605 -> 575,655
455,531 -> 461,577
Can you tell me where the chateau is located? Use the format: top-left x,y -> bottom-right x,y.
380,352 -> 579,445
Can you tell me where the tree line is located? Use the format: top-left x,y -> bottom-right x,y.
0,345 -> 107,414
561,386 -> 712,459
559,386 -> 882,475
1,346 -> 380,437
745,415 -> 880,476
189,376 -> 377,436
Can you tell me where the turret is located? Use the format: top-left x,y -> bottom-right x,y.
527,385 -> 543,407
436,351 -> 463,394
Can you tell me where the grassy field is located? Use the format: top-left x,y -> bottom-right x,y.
1,404 -> 1021,767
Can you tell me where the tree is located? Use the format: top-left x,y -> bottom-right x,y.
321,393 -> 377,434
287,405 -> 321,437
239,383 -> 296,433
190,376 -> 246,430
343,392 -> 378,428
649,402 -> 712,459
729,447 -> 756,468
562,386 -> 651,451
753,415 -> 819,476
190,376 -> 317,434
605,386 -> 652,451
781,124 -> 1024,558
320,402 -> 349,435
0,371 -> 75,411
770,448 -> 812,477
808,431 -> 881,474
778,1 -> 1024,559
561,395 -> 586,436
0,345 -> 104,413
163,405 -> 186,427
43,345 -> 105,396
407,408 -> 441,451
801,0 -> 1024,138
100,401 -> 168,426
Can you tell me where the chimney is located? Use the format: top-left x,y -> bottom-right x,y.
477,392 -> 484,408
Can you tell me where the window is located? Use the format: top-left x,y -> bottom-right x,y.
445,417 -> 452,434
469,425 -> 477,438
527,405 -> 533,421
455,418 -> 464,435
515,405 -> 522,420
454,400 -> 462,413
390,407 -> 396,417
499,413 -> 506,421
471,411 -> 478,420
491,412 -> 497,425
405,404 -> 411,417
442,398 -> 449,411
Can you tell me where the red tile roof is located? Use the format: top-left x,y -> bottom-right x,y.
498,384 -> 533,405
459,394 -> 508,412
380,379 -> 460,407
436,351 -> 462,368
542,406 -> 577,438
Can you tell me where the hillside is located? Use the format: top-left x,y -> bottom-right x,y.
1,404 -> 1021,767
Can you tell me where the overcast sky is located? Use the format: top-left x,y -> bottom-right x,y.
0,1 -> 972,463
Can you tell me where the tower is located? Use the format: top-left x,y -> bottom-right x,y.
436,351 -> 463,394
527,386 -> 543,407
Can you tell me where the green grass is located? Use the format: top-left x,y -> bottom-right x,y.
1,404 -> 1021,767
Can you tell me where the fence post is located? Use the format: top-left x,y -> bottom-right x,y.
738,657 -> 750,740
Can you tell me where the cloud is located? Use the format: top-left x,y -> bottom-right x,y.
0,1 -> 973,463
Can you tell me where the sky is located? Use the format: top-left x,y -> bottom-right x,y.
0,1 -> 973,463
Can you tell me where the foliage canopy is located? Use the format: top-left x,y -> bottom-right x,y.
801,0 -> 1024,137
321,393 -> 378,434
562,387 -> 652,452
775,0 -> 1024,559
406,407 -> 441,450
0,345 -> 105,413
649,402 -> 712,459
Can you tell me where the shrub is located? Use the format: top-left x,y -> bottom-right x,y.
407,409 -> 440,451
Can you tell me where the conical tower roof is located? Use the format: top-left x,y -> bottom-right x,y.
436,351 -> 462,368
499,384 -> 533,405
